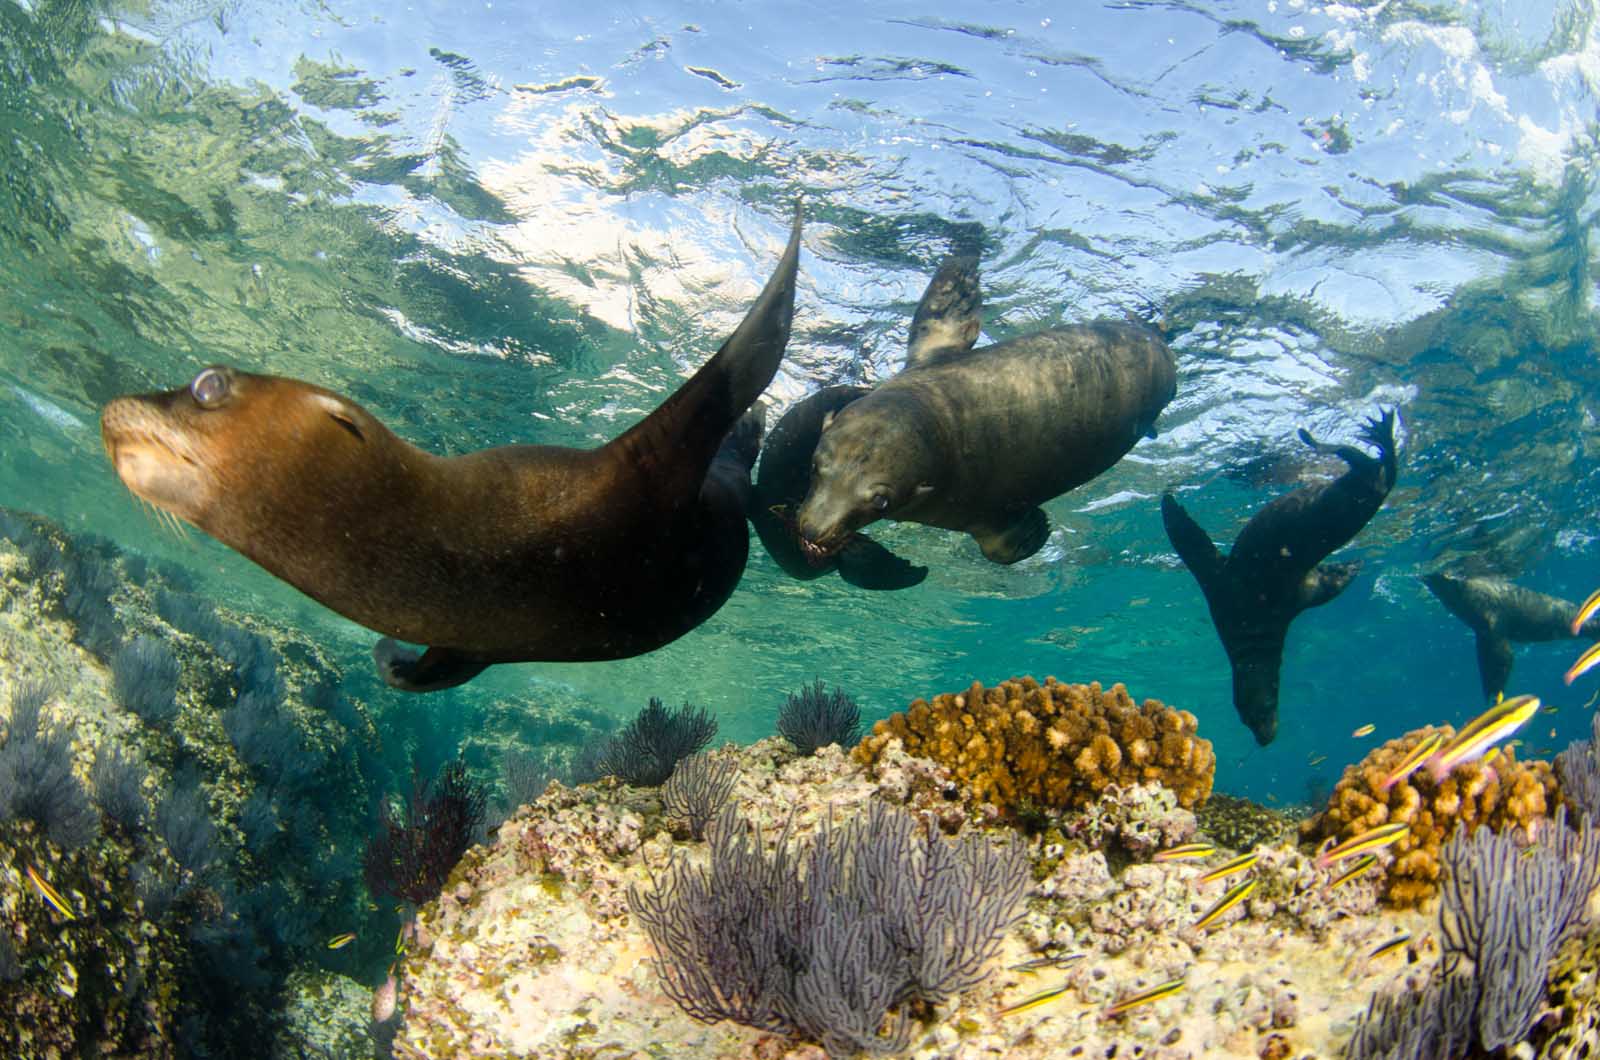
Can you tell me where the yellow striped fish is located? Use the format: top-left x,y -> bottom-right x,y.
1366,933 -> 1411,959
1009,951 -> 1084,972
1425,695 -> 1539,781
1197,850 -> 1259,885
327,932 -> 357,950
1566,642 -> 1600,686
1352,724 -> 1376,738
26,864 -> 75,921
998,979 -> 1073,1016
1379,732 -> 1444,791
1193,876 -> 1256,931
1308,753 -> 1329,767
1153,842 -> 1215,863
1573,587 -> 1600,636
1327,853 -> 1378,890
1102,977 -> 1187,1019
1315,822 -> 1409,869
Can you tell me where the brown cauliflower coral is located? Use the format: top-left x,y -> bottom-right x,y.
852,676 -> 1214,813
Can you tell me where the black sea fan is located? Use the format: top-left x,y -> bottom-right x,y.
777,679 -> 862,755
0,682 -> 100,849
363,759 -> 487,906
110,635 -> 181,724
592,698 -> 718,787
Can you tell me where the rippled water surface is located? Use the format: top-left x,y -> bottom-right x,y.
4,0 -> 1599,803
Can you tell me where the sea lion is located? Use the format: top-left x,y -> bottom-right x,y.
794,263 -> 1176,565
101,212 -> 803,692
1422,572 -> 1600,701
1161,409 -> 1399,745
748,256 -> 983,589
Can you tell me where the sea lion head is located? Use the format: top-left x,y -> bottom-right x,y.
101,365 -> 392,544
794,399 -> 936,561
1231,657 -> 1280,746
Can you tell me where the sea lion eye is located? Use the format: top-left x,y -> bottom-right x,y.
872,492 -> 890,512
190,367 -> 231,409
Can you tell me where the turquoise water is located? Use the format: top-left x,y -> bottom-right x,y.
3,0 -> 1599,807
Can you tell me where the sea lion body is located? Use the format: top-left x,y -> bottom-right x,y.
797,321 -> 1177,565
102,213 -> 803,691
749,385 -> 927,590
1423,572 -> 1600,700
1161,409 -> 1399,745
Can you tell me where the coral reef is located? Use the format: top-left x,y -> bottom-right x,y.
1197,792 -> 1297,851
1345,808 -> 1600,1057
391,737 -> 1444,1059
853,676 -> 1215,814
1300,725 -> 1560,907
777,678 -> 863,755
1057,780 -> 1198,862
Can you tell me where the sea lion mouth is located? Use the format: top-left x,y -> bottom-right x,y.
798,534 -> 841,566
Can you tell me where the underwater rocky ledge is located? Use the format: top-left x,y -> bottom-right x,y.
2,507 -> 1600,1060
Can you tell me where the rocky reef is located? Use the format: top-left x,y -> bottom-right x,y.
852,677 -> 1216,815
1298,725 -> 1559,908
387,733 -> 1461,1059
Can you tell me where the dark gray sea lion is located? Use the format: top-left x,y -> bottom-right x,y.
1160,409 -> 1399,745
748,256 -> 983,589
101,213 -> 803,693
794,270 -> 1176,565
1422,572 -> 1600,701
749,385 -> 928,589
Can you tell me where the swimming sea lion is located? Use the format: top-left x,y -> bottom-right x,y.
1422,572 -> 1600,701
748,256 -> 983,589
1161,409 -> 1399,745
101,212 -> 803,692
794,264 -> 1176,565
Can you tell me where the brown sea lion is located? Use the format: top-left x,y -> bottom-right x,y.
1161,409 -> 1399,745
101,212 -> 803,692
1423,572 -> 1600,701
748,256 -> 982,589
794,278 -> 1176,565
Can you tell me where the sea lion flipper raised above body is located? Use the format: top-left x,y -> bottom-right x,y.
1160,492 -> 1225,593
973,506 -> 1050,565
905,255 -> 982,367
611,206 -> 803,498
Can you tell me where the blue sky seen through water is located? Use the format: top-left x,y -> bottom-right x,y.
1,0 -> 1599,804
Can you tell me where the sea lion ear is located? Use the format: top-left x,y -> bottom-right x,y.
913,484 -> 934,498
312,394 -> 366,442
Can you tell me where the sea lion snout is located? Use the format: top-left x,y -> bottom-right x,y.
101,396 -> 215,520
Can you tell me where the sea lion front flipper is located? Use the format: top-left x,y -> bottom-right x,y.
973,507 -> 1049,565
613,207 -> 802,492
373,639 -> 489,693
1160,493 -> 1226,593
1473,631 -> 1514,703
905,255 -> 982,367
1297,560 -> 1360,611
836,535 -> 929,590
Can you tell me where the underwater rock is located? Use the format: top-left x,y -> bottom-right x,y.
272,967 -> 376,1059
853,676 -> 1216,814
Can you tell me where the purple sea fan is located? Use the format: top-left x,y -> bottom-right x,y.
363,759 -> 487,906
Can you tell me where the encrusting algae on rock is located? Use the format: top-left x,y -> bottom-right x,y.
852,677 -> 1215,814
1299,724 -> 1559,908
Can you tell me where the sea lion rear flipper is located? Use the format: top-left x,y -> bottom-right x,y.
373,639 -> 489,693
1297,560 -> 1360,612
836,535 -> 929,590
905,255 -> 982,367
1160,493 -> 1226,593
974,508 -> 1049,564
1473,631 -> 1514,703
